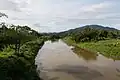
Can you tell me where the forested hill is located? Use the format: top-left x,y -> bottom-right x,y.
58,25 -> 119,37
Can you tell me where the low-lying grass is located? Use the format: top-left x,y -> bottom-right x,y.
78,39 -> 120,59
64,37 -> 120,60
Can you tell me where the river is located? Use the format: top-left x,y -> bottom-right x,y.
35,40 -> 120,80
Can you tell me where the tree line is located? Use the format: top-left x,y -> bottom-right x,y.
0,23 -> 42,54
57,25 -> 120,43
71,27 -> 120,43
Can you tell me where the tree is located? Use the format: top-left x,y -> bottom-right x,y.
0,24 -> 39,54
0,12 -> 8,18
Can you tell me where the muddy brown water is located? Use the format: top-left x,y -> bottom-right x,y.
35,40 -> 120,80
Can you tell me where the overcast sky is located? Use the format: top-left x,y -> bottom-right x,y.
0,0 -> 120,32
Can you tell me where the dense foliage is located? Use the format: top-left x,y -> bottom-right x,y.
0,23 -> 41,52
72,27 -> 119,42
0,40 -> 44,80
59,25 -> 120,43
0,23 -> 44,80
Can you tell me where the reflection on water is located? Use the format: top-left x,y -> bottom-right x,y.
35,40 -> 120,80
72,47 -> 98,61
52,64 -> 103,80
51,39 -> 59,43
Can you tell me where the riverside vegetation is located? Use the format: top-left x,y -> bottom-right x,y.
62,25 -> 120,60
41,25 -> 120,60
0,23 -> 44,80
0,12 -> 59,80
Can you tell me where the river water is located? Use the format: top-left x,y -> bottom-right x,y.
35,40 -> 120,80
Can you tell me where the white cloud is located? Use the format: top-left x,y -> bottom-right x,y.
81,1 -> 111,12
0,0 -> 120,32
112,24 -> 120,30
0,0 -> 20,11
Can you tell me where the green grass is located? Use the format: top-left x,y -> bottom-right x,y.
63,37 -> 76,46
64,37 -> 120,60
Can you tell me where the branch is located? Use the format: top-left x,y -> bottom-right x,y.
0,12 -> 8,18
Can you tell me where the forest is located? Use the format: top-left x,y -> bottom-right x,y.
0,22 -> 45,80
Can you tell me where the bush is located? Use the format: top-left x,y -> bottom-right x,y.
0,39 -> 44,80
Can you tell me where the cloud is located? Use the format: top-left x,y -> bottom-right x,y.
81,1 -> 111,12
0,0 -> 120,32
0,0 -> 20,11
112,24 -> 120,30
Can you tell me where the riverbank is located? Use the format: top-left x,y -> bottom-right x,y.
35,39 -> 120,80
0,39 -> 44,80
63,37 -> 120,60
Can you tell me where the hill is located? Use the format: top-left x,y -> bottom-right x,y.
58,25 -> 119,37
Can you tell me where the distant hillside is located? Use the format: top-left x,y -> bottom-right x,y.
58,25 -> 119,37
83,25 -> 118,31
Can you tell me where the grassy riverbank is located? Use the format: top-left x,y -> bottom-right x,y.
0,39 -> 44,80
64,37 -> 120,60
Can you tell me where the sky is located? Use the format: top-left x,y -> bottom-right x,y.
0,0 -> 120,32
